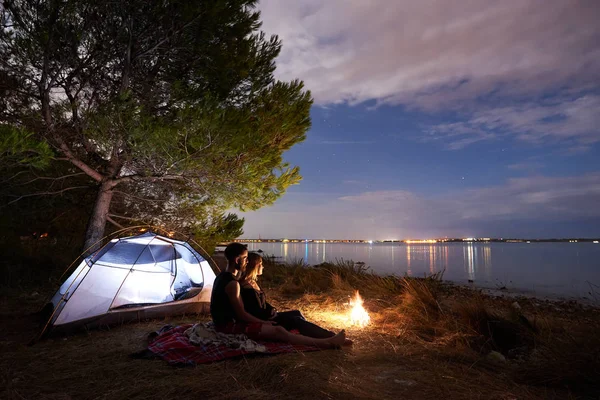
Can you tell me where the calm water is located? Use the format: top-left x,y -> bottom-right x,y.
245,242 -> 600,299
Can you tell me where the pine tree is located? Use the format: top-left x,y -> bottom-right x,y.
0,0 -> 312,251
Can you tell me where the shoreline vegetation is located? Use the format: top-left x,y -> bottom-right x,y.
1,256 -> 599,399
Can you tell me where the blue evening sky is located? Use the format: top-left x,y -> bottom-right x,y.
239,0 -> 600,240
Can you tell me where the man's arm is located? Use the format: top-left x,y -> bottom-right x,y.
224,281 -> 274,324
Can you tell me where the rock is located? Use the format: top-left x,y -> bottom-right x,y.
394,379 -> 416,386
31,291 -> 39,297
511,301 -> 521,311
486,351 -> 506,364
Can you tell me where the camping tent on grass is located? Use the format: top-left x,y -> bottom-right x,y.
39,231 -> 218,337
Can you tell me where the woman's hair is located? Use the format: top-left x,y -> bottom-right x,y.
241,252 -> 263,282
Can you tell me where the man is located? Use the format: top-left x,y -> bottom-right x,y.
210,242 -> 346,348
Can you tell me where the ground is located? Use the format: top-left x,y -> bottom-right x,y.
2,274 -> 599,400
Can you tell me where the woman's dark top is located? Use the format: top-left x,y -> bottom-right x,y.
210,272 -> 238,325
240,285 -> 276,320
240,284 -> 335,339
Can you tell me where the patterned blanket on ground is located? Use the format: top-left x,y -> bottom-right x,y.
142,323 -> 321,365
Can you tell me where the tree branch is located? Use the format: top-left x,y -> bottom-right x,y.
39,2 -> 61,130
133,14 -> 202,61
114,173 -> 185,184
18,172 -> 87,186
112,190 -> 170,203
106,215 -> 125,229
108,213 -> 141,221
54,139 -> 104,182
0,170 -> 31,184
120,16 -> 133,93
2,185 -> 91,208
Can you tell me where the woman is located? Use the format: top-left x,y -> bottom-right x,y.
239,253 -> 338,339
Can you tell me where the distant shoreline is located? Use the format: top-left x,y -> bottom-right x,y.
456,281 -> 599,307
224,238 -> 600,245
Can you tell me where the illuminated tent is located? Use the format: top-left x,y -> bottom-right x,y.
39,231 -> 217,336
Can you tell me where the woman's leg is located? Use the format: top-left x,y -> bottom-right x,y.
276,310 -> 306,321
274,314 -> 335,338
257,325 -> 345,349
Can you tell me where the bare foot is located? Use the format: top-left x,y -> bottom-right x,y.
329,330 -> 347,348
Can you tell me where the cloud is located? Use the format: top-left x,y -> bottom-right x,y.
507,161 -> 544,171
340,173 -> 600,221
342,180 -> 368,185
258,0 -> 600,109
241,173 -> 600,238
424,94 -> 600,149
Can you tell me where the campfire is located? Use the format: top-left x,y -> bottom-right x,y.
349,290 -> 370,327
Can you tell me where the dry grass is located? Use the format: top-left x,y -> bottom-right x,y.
1,257 -> 599,399
261,258 -> 600,397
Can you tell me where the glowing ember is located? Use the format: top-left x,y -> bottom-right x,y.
349,290 -> 370,327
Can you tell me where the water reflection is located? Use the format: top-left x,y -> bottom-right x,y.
429,245 -> 435,274
249,243 -> 490,281
482,245 -> 492,280
464,242 -> 475,280
305,242 -> 308,262
442,245 -> 449,273
243,241 -> 599,298
406,245 -> 412,276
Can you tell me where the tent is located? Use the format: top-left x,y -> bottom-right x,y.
39,231 -> 218,336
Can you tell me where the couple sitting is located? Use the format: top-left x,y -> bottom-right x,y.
210,242 -> 349,348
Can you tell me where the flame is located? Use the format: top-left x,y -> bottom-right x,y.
349,290 -> 370,327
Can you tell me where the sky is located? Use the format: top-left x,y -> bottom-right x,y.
239,0 -> 600,240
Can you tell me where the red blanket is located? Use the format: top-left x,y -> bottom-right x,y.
145,324 -> 321,365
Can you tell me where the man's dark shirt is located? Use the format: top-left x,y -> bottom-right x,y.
210,271 -> 238,325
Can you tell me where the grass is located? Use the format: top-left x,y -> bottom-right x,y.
1,255 -> 599,399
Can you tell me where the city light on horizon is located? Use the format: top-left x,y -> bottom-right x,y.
232,236 -> 600,244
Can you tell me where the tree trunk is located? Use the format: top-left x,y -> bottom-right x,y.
83,180 -> 115,254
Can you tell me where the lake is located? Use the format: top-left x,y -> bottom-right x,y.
244,242 -> 600,299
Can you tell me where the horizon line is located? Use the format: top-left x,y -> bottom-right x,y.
234,237 -> 600,242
